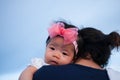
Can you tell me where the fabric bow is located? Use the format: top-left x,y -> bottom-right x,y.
48,23 -> 78,45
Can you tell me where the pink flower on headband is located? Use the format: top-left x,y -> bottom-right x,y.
48,23 -> 78,45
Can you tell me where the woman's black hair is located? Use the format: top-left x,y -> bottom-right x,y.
76,27 -> 120,67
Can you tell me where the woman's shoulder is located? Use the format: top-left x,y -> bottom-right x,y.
39,64 -> 77,71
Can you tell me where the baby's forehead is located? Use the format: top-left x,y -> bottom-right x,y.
49,39 -> 74,50
48,36 -> 75,48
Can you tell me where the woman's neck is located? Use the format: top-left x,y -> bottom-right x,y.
75,59 -> 103,70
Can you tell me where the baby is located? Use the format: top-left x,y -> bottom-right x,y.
19,21 -> 79,80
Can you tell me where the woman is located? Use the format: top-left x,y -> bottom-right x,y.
33,27 -> 120,80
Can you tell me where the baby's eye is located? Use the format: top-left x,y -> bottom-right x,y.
49,47 -> 55,50
62,52 -> 68,56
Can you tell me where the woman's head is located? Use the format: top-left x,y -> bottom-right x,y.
45,21 -> 79,65
76,27 -> 120,67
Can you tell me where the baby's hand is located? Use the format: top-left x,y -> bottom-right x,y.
30,57 -> 44,69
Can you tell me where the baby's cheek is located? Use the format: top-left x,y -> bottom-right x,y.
44,58 -> 48,63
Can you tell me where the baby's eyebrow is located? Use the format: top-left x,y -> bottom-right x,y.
62,49 -> 69,53
49,43 -> 60,47
63,48 -> 73,52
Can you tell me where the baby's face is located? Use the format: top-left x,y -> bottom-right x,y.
44,36 -> 75,65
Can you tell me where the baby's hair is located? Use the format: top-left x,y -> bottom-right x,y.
76,27 -> 120,67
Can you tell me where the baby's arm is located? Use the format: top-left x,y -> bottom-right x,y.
19,65 -> 37,80
19,58 -> 44,80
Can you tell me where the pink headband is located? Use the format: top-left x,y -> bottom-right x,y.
48,22 -> 78,53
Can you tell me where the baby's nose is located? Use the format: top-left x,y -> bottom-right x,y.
53,51 -> 61,59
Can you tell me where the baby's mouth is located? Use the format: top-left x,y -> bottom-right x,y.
49,61 -> 58,65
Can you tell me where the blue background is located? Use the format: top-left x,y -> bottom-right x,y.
0,0 -> 120,80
